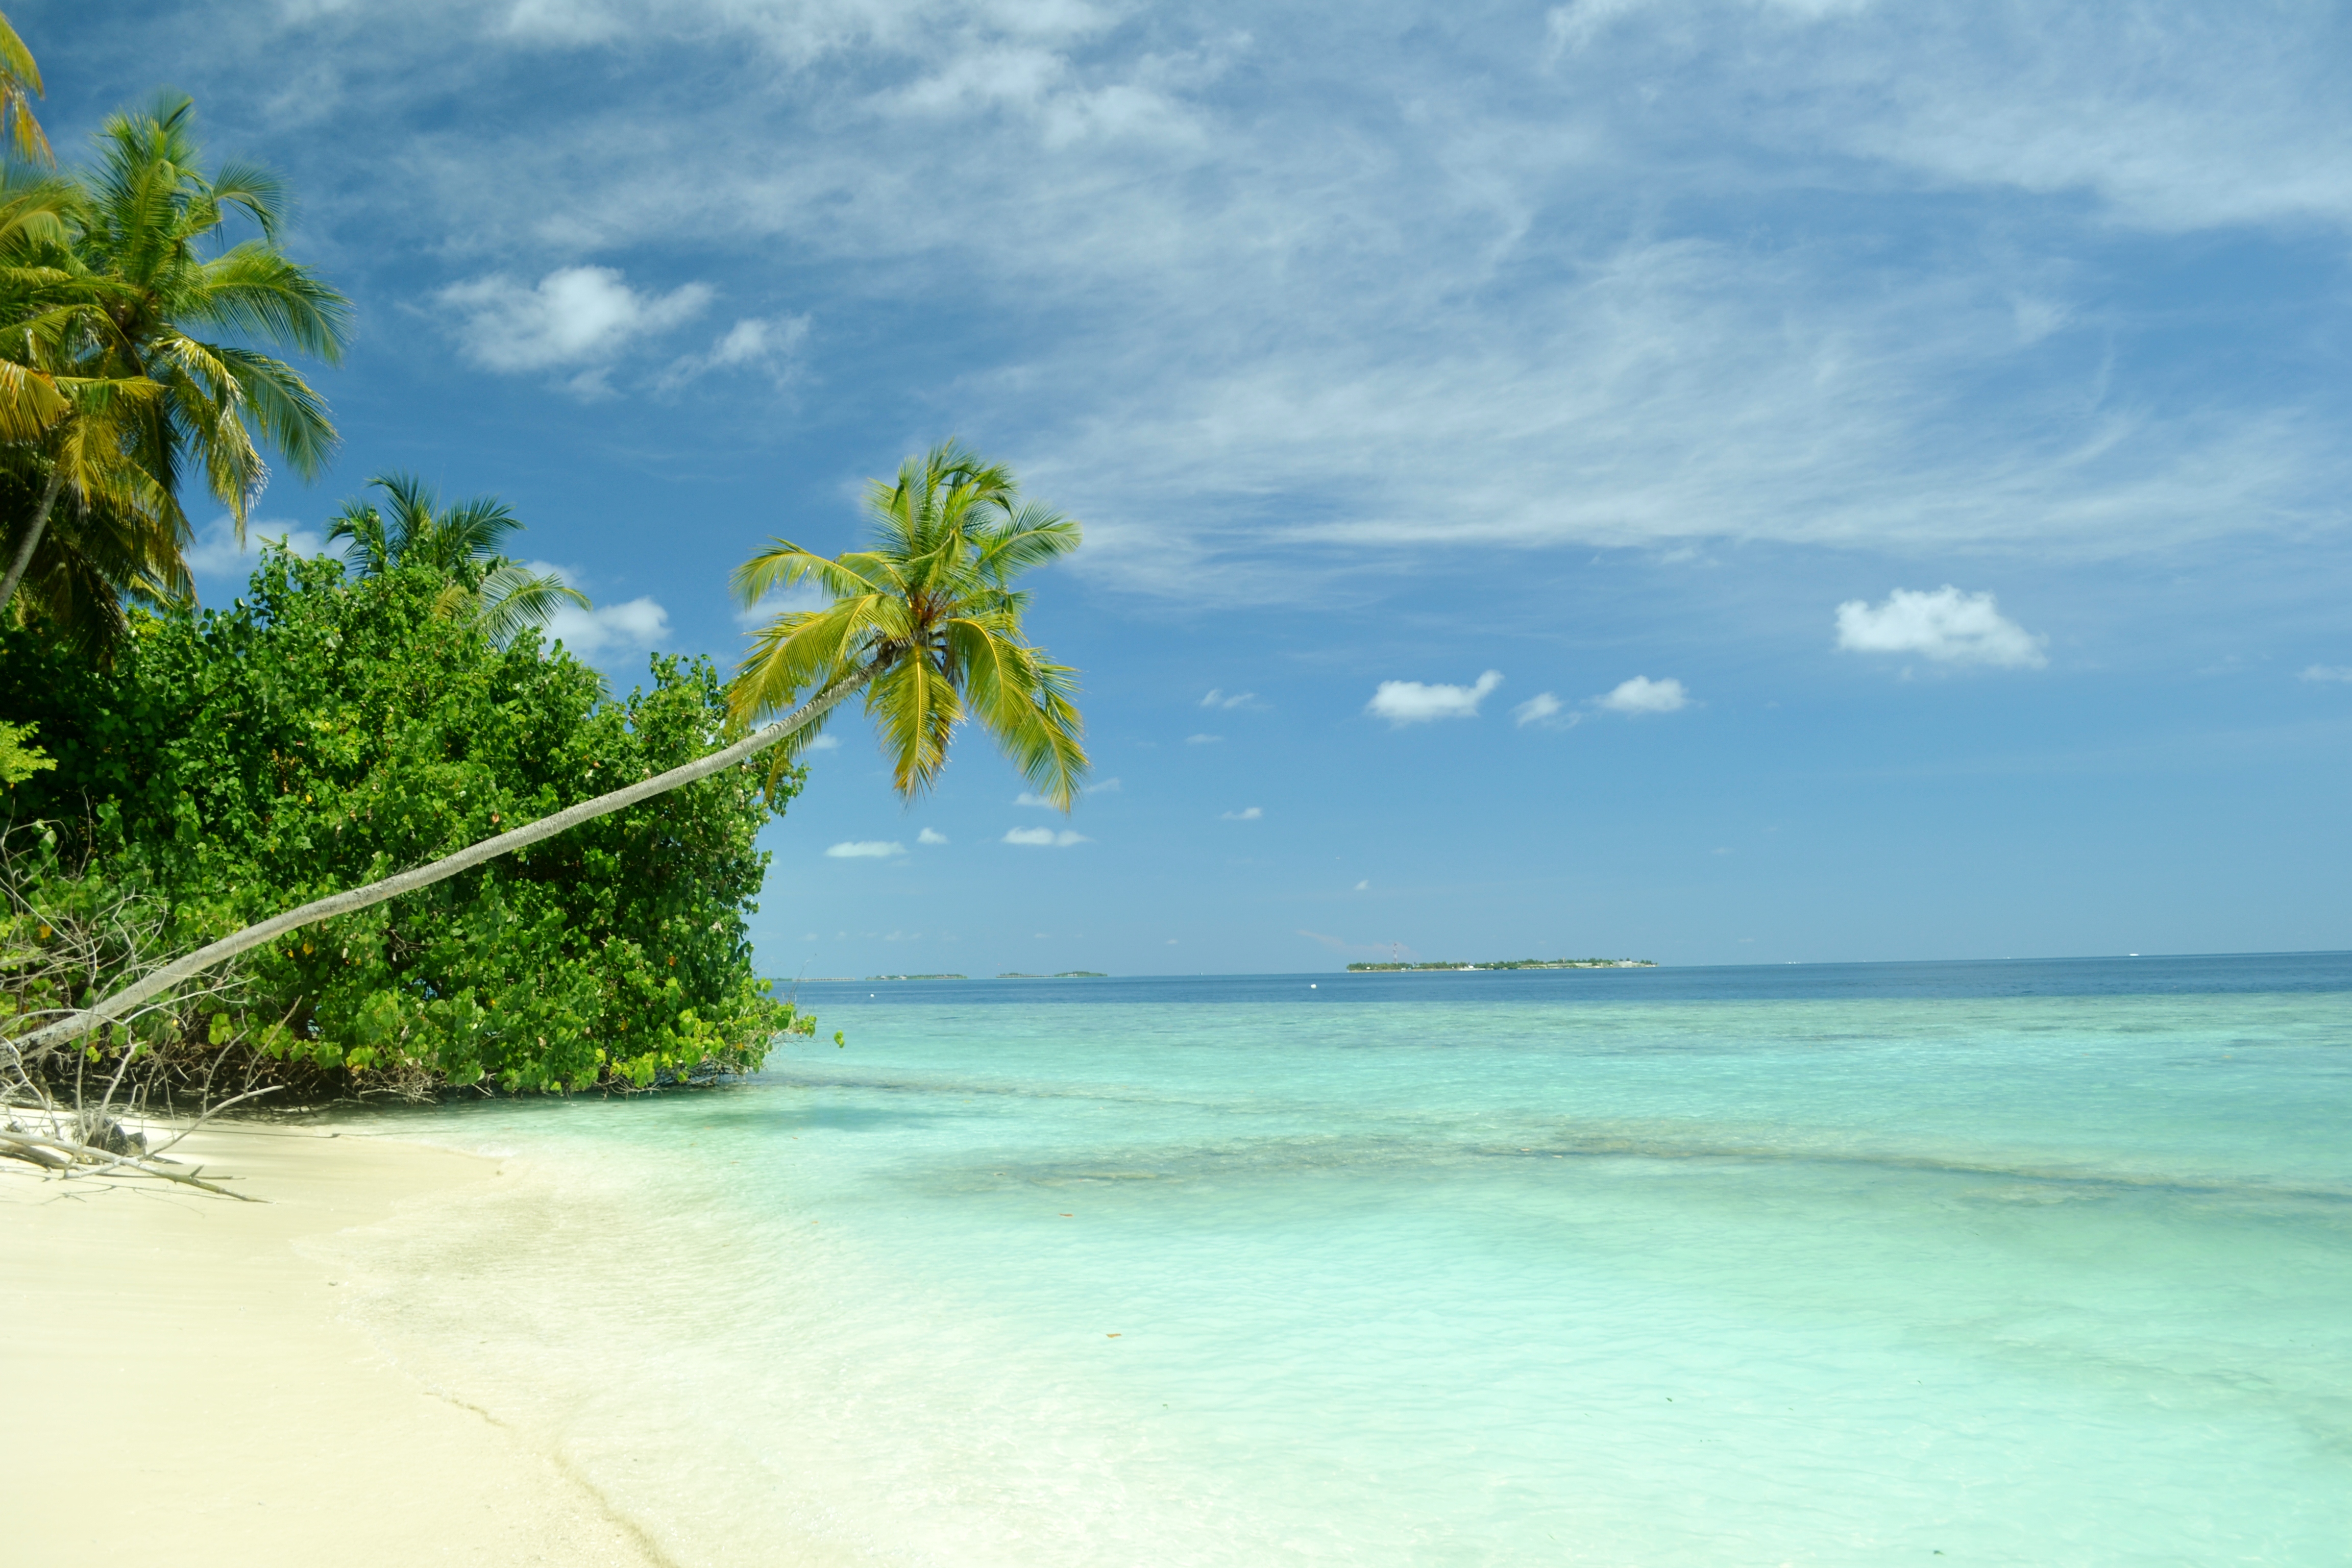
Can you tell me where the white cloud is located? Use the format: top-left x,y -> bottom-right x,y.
826,840 -> 906,858
186,517 -> 327,582
2300,665 -> 2352,683
1199,689 -> 1257,708
1013,791 -> 1058,807
1353,879 -> 1368,890
659,312 -> 811,390
1595,675 -> 1689,714
438,265 -> 714,386
1220,806 -> 1262,820
1366,671 -> 1503,725
1513,692 -> 1580,728
1003,827 -> 1091,847
1834,586 -> 2048,668
1090,776 -> 1122,793
734,579 -> 830,630
917,827 -> 950,844
804,733 -> 843,751
543,596 -> 672,661
1186,733 -> 1222,744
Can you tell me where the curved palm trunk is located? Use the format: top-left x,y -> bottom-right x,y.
9,668 -> 875,1060
0,463 -> 67,616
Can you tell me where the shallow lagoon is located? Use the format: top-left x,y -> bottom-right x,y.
324,955 -> 2352,1565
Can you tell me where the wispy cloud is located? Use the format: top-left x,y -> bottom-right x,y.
1595,675 -> 1689,715
437,265 -> 714,395
1004,826 -> 1091,847
734,579 -> 829,630
1220,805 -> 1262,820
1186,733 -> 1223,745
133,1 -> 2352,615
826,840 -> 906,859
1835,586 -> 2048,668
1513,692 -> 1579,729
917,827 -> 950,844
2299,664 -> 2352,683
1366,671 -> 1503,725
658,312 -> 811,391
1199,688 -> 1258,708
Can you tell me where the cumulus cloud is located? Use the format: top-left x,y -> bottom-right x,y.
1220,806 -> 1262,820
803,733 -> 843,751
917,827 -> 950,844
1595,676 -> 1689,714
2300,665 -> 2352,683
438,266 -> 713,390
1003,826 -> 1091,846
1013,790 -> 1059,807
1366,671 -> 1503,725
185,517 -> 327,581
1513,692 -> 1580,728
543,596 -> 672,661
1835,586 -> 2048,668
826,840 -> 906,858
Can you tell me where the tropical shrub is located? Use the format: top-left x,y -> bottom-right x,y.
0,547 -> 810,1095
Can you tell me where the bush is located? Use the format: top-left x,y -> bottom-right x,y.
0,548 -> 812,1096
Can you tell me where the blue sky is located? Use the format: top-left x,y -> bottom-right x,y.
28,0 -> 2352,974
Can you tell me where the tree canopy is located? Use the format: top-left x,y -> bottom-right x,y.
2,549 -> 808,1095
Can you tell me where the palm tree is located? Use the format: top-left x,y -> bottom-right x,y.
325,471 -> 589,643
0,9 -> 51,165
0,172 -> 184,635
0,94 -> 350,639
12,442 -> 1091,1060
730,438 -> 1088,807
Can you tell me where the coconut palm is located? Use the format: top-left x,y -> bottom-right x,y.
0,387 -> 185,655
325,471 -> 589,644
0,170 -> 184,634
729,438 -> 1088,807
0,9 -> 51,165
12,442 -> 1091,1059
68,92 -> 348,532
0,94 -> 349,642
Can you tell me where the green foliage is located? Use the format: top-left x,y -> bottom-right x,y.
0,718 -> 51,785
1,547 -> 811,1094
731,438 -> 1089,808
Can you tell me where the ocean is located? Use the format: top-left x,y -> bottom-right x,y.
315,954 -> 2352,1565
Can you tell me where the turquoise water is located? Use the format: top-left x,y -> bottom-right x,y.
321,957 -> 2352,1565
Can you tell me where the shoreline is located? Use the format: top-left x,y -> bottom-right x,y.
4,1119 -> 672,1567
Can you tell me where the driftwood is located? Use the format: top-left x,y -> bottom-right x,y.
1,1083 -> 281,1199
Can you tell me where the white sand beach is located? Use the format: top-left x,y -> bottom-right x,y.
4,1121 -> 668,1567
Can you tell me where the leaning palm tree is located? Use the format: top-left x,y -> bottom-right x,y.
10,441 -> 1091,1059
729,438 -> 1088,806
326,471 -> 588,643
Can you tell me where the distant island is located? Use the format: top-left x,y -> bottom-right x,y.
863,973 -> 969,981
1345,958 -> 1656,972
996,971 -> 1110,978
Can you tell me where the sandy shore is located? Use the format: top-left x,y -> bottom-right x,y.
4,1119 -> 670,1567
